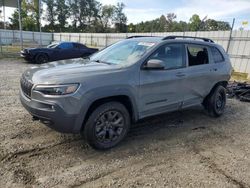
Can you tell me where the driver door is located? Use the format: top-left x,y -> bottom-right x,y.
139,43 -> 187,118
56,42 -> 75,60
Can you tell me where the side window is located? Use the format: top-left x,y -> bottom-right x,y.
74,43 -> 86,49
148,44 -> 185,70
211,47 -> 224,63
187,45 -> 209,66
59,43 -> 73,49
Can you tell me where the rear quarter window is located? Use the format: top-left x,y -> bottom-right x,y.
211,47 -> 224,63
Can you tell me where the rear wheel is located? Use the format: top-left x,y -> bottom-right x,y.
35,53 -> 49,64
83,102 -> 130,150
203,85 -> 227,117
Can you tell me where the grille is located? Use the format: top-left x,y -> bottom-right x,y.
20,74 -> 33,98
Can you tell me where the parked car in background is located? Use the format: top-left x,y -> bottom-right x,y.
20,42 -> 99,64
20,36 -> 232,150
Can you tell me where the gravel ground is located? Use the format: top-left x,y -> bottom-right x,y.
0,58 -> 250,188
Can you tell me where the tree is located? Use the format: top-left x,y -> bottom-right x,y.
43,0 -> 56,31
98,5 -> 115,32
9,0 -> 37,31
55,0 -> 70,31
198,19 -> 231,31
159,15 -> 167,32
189,14 -> 201,31
69,0 -> 100,32
32,0 -> 41,31
113,3 -> 127,32
85,0 -> 100,32
216,21 -> 231,30
9,2 -> 231,33
166,13 -> 177,31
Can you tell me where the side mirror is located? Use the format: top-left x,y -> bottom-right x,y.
144,59 -> 165,70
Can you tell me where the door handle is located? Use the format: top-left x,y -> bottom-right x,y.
176,72 -> 186,77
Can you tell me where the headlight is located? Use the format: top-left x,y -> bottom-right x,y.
34,84 -> 79,96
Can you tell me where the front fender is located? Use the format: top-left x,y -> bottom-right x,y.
72,85 -> 139,133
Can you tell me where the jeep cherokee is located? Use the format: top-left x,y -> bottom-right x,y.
20,36 -> 233,150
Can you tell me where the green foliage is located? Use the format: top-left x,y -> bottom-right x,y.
132,13 -> 231,32
189,14 -> 201,31
9,1 -> 230,33
55,0 -> 70,31
98,5 -> 116,32
113,3 -> 127,32
9,0 -> 37,31
42,0 -> 56,31
202,19 -> 231,31
32,0 -> 41,31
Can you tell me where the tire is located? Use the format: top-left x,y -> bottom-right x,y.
203,85 -> 227,117
83,102 -> 131,150
35,53 -> 49,64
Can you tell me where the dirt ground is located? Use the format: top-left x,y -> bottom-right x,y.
0,58 -> 250,188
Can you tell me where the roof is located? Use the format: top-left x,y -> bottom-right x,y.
127,36 -> 163,43
127,36 -> 217,46
0,0 -> 18,8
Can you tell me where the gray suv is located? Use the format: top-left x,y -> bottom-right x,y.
20,36 -> 232,150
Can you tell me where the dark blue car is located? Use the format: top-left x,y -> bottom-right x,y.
21,42 -> 99,64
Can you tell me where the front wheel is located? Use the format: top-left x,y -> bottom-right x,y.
83,102 -> 130,150
203,85 -> 227,117
35,53 -> 49,64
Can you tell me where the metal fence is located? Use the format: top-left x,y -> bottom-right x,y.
54,31 -> 250,77
0,29 -> 249,77
0,29 -> 52,55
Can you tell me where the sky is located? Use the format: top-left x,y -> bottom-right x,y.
99,0 -> 250,29
2,0 -> 250,30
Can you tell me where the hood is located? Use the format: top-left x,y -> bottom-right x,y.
25,47 -> 48,51
23,58 -> 121,84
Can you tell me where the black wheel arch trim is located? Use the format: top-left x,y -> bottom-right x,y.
73,89 -> 139,133
203,80 -> 228,105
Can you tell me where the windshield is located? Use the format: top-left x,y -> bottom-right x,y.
90,40 -> 156,65
47,43 -> 59,48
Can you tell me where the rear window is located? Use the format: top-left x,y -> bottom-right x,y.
187,45 -> 209,66
211,47 -> 224,63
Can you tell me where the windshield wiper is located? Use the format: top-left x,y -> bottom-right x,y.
92,60 -> 113,65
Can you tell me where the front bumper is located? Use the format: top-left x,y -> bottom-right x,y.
20,90 -> 79,133
20,51 -> 33,61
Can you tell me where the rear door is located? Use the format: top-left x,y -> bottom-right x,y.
182,44 -> 216,108
139,43 -> 187,118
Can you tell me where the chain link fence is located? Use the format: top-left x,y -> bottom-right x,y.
0,29 -> 52,56
0,29 -> 249,78
54,31 -> 250,77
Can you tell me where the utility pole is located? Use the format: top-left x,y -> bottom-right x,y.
226,18 -> 235,53
18,0 -> 23,50
3,0 -> 6,29
39,0 -> 42,46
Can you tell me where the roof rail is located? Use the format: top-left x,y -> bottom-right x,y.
126,36 -> 155,39
162,35 -> 214,43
